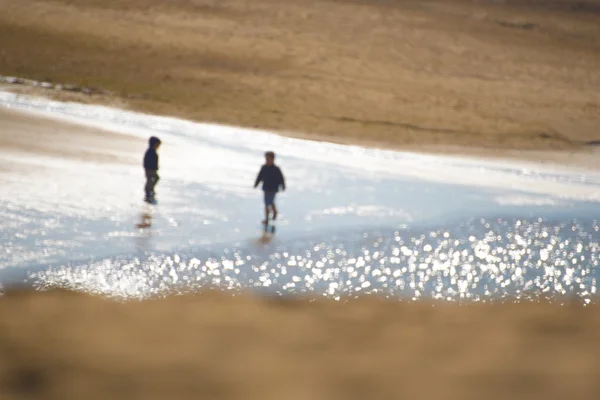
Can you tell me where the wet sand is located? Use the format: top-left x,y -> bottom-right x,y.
0,108 -> 142,164
1,289 -> 599,400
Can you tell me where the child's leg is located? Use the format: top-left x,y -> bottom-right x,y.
144,170 -> 153,197
262,192 -> 269,223
263,192 -> 276,223
150,173 -> 160,195
271,193 -> 278,220
145,170 -> 159,197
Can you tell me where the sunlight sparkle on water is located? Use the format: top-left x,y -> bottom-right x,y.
29,217 -> 600,302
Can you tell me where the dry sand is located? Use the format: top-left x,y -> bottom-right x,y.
1,290 -> 599,400
1,0 -> 599,153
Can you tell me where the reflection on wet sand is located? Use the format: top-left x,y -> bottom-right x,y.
136,212 -> 153,229
256,222 -> 276,245
134,210 -> 154,255
257,233 -> 273,245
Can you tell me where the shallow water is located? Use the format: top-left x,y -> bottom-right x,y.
1,92 -> 599,301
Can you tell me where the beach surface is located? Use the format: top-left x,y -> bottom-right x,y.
2,0 -> 600,398
1,0 -> 599,153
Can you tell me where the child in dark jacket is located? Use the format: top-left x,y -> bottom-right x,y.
254,151 -> 285,224
143,136 -> 161,203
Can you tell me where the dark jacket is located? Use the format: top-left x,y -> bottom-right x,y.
143,137 -> 160,170
254,165 -> 285,192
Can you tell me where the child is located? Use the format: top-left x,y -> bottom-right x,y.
254,151 -> 285,224
143,136 -> 161,203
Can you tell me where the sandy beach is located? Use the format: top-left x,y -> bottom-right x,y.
2,1 -> 600,399
1,0 -> 599,153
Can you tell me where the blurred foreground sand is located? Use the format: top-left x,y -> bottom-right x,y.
0,289 -> 599,400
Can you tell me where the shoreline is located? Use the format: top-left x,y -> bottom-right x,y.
3,84 -> 600,173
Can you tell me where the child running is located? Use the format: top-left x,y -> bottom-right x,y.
253,151 -> 286,224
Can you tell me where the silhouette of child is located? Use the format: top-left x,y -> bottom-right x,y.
254,151 -> 285,224
143,136 -> 161,203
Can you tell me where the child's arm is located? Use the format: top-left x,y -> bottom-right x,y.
279,168 -> 286,191
253,167 -> 264,188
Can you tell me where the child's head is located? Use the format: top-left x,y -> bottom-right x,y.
149,136 -> 162,150
265,151 -> 275,165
